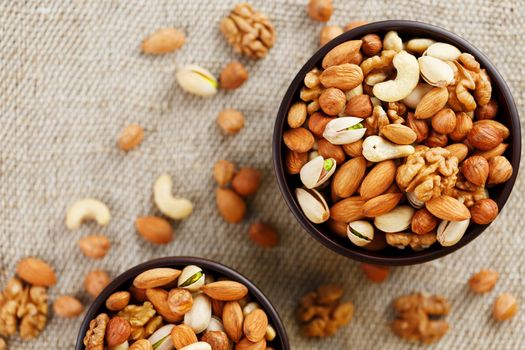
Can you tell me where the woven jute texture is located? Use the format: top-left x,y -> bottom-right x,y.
1,0 -> 524,349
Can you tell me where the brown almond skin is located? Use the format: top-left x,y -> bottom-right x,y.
142,28 -> 185,54
342,139 -> 363,158
118,124 -> 144,151
202,281 -> 249,301
170,324 -> 198,349
414,87 -> 448,119
223,301 -> 244,342
78,235 -> 111,259
215,188 -> 246,223
106,291 -> 131,311
220,61 -> 248,90
380,124 -> 417,145
445,143 -> 469,162
284,150 -> 308,174
53,295 -> 84,318
330,196 -> 365,222
359,160 -> 396,200
319,25 -> 344,46
85,270 -> 110,298
133,268 -> 180,289
321,40 -> 362,68
319,63 -> 364,90
332,157 -> 366,198
475,99 -> 498,120
135,216 -> 173,244
327,219 -> 347,237
106,316 -> 132,347
469,269 -> 499,293
283,127 -> 314,153
287,102 -> 307,128
244,309 -> 268,342
248,222 -> 279,248
308,112 -> 335,137
317,139 -> 345,165
425,195 -> 471,221
362,193 -> 403,217
232,168 -> 261,197
16,257 -> 57,287
235,338 -> 266,350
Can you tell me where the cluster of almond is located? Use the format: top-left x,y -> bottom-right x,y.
83,265 -> 278,350
283,30 -> 514,252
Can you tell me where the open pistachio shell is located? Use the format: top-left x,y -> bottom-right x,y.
437,219 -> 470,247
176,64 -> 218,97
148,324 -> 175,350
374,206 -> 415,232
424,42 -> 461,61
418,56 -> 454,87
322,117 -> 366,145
296,188 -> 330,224
347,220 -> 374,246
406,191 -> 424,209
178,265 -> 205,292
184,293 -> 212,334
300,156 -> 337,189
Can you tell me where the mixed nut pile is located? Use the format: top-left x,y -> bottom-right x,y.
283,30 -> 514,251
83,265 -> 278,350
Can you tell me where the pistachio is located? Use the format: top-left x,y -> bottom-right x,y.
175,65 -> 218,97
418,56 -> 454,87
178,265 -> 205,292
322,117 -> 366,145
423,42 -> 461,61
295,188 -> 330,224
347,221 -> 374,246
374,206 -> 415,233
148,324 -> 175,350
184,294 -> 212,334
362,136 -> 415,162
299,156 -> 337,189
406,192 -> 424,209
436,219 -> 470,247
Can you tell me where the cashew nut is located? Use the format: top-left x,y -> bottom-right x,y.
402,83 -> 433,109
383,31 -> 403,52
154,174 -> 193,220
423,42 -> 461,61
362,135 -> 415,162
372,51 -> 419,102
406,38 -> 436,54
65,198 -> 111,230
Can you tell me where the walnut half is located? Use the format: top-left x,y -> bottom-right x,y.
83,313 -> 109,350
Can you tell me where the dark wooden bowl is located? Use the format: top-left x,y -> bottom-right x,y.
76,257 -> 290,349
273,20 -> 521,266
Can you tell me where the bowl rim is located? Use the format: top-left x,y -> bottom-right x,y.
272,20 -> 521,266
75,256 -> 290,350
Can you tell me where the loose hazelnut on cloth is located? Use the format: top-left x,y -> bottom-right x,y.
220,61 -> 248,90
217,109 -> 245,135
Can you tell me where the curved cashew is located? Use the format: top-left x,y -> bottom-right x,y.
66,198 -> 111,230
362,135 -> 415,162
154,174 -> 193,220
383,31 -> 403,52
373,51 -> 419,102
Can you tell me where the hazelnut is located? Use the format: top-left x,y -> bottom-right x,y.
283,127 -> 315,152
307,0 -> 333,22
287,101 -> 307,128
319,87 -> 346,116
201,331 -> 229,350
167,288 -> 193,314
213,160 -> 236,187
317,139 -> 345,164
84,270 -> 110,298
361,34 -> 382,56
493,293 -> 519,321
344,21 -> 368,31
425,130 -> 448,147
461,156 -> 489,186
470,198 -> 499,225
231,167 -> 261,197
319,25 -> 344,46
220,61 -> 248,90
217,109 -> 245,135
431,108 -> 456,134
406,112 -> 428,143
467,122 -> 503,151
284,149 -> 308,174
345,94 -> 373,118
307,112 -> 334,137
475,99 -> 498,120
468,269 -> 499,293
249,222 -> 279,248
118,124 -> 144,151
360,263 -> 389,283
449,112 -> 473,141
487,156 -> 513,185
411,208 -> 438,235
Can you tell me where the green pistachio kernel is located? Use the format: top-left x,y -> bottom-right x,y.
347,122 -> 364,130
180,271 -> 203,287
323,159 -> 334,171
350,227 -> 371,241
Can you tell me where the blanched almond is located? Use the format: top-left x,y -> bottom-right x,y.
425,195 -> 471,221
202,281 -> 248,301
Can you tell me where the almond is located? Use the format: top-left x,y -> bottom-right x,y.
283,127 -> 314,152
141,28 -> 185,54
16,257 -> 57,287
332,157 -> 366,198
362,193 -> 403,217
85,270 -> 110,297
130,339 -> 153,350
232,168 -> 261,197
425,195 -> 471,221
319,63 -> 363,90
359,160 -> 396,200
106,291 -> 130,311
170,324 -> 198,349
345,94 -> 373,118
215,188 -> 246,223
360,263 -> 389,283
474,143 -> 508,160
469,269 -> 499,293
287,101 -> 307,128
201,330 -> 229,350
461,156 -> 489,186
322,40 -> 363,68
317,139 -> 345,164
493,293 -> 519,321
133,268 -> 181,289
146,288 -> 183,323
78,235 -> 111,258
342,139 -> 363,157
235,338 -> 266,350
106,316 -> 131,347
445,143 -> 469,162
248,222 -> 279,248
380,124 -> 417,145
307,112 -> 335,137
284,149 -> 308,174
202,281 -> 249,301
243,309 -> 268,342
223,301 -> 243,342
414,87 -> 448,119
330,196 -> 365,222
135,216 -> 173,245
53,295 -> 84,318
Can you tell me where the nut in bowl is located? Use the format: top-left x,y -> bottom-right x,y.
273,21 -> 520,265
76,257 -> 289,350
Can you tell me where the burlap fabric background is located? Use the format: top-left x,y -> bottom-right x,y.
1,0 -> 524,349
